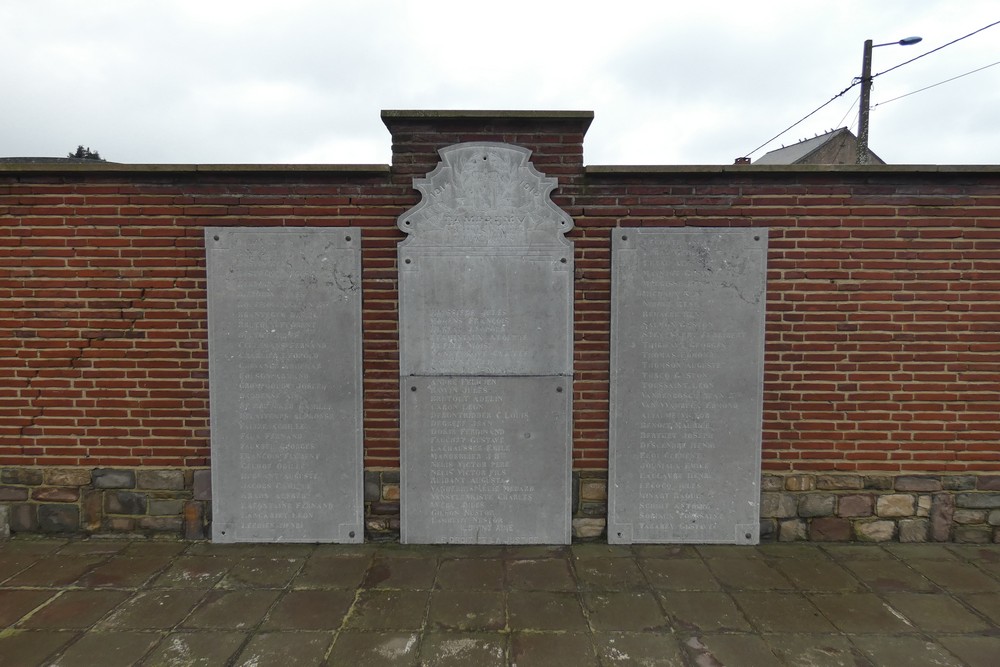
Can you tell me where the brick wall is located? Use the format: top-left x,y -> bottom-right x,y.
2,110 -> 999,540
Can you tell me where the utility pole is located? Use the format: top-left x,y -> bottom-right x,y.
856,40 -> 874,164
856,36 -> 922,165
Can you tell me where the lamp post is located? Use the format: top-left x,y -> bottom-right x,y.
857,36 -> 922,164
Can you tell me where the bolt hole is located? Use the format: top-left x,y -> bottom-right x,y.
410,386 -> 417,392
404,220 -> 411,225
753,235 -> 760,241
556,386 -> 563,393
745,532 -> 752,539
482,156 -> 487,160
621,235 -> 628,241
213,235 -> 220,241
349,531 -> 356,538
404,258 -> 411,264
345,235 -> 352,242
560,258 -> 567,264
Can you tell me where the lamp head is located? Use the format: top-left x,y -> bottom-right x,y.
898,36 -> 922,45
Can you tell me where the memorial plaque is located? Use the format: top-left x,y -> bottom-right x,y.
401,376 -> 571,544
609,228 -> 767,544
398,142 -> 573,544
206,227 -> 363,543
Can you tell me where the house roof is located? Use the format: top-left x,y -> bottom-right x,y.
755,127 -> 884,165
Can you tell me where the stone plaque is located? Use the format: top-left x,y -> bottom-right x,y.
206,227 -> 362,543
401,376 -> 571,544
609,228 -> 767,544
398,142 -> 573,544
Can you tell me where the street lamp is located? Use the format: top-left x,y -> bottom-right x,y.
857,35 -> 922,164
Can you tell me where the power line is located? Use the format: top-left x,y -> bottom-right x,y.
872,19 -> 1000,81
873,60 -> 1000,108
742,19 -> 1000,159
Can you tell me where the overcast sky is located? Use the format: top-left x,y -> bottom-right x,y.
2,1 -> 997,166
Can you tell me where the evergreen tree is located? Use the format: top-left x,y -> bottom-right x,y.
68,145 -> 103,160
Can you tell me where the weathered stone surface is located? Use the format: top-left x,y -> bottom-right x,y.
761,476 -> 783,492
572,517 -> 606,539
31,487 -> 79,503
93,469 -> 136,489
953,509 -> 988,525
107,517 -> 135,532
0,505 -> 9,539
759,518 -> 777,541
10,503 -> 36,531
44,469 -> 92,487
894,476 -> 942,492
798,494 -> 836,518
1,468 -> 43,486
105,491 -> 147,515
183,501 -> 205,539
954,526 -> 992,544
137,470 -> 184,491
37,504 -> 80,533
207,227 -> 363,544
81,490 -> 102,532
816,475 -> 863,490
192,469 -> 211,501
383,484 -> 400,502
989,510 -> 1000,526
0,486 -> 29,502
760,493 -> 797,519
899,518 -> 930,543
956,493 -> 1000,509
363,471 -> 381,503
916,495 -> 932,517
580,480 -> 607,501
138,516 -> 183,532
785,475 -> 815,492
402,376 -> 570,544
838,494 -> 874,518
149,499 -> 184,516
942,475 -> 976,491
855,520 -> 895,542
863,475 -> 893,491
809,517 -> 851,542
610,228 -> 766,545
930,494 -> 955,542
876,494 -> 915,517
779,519 -> 807,542
978,476 -> 1000,491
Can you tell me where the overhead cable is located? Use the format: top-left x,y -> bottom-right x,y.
874,60 -> 1000,108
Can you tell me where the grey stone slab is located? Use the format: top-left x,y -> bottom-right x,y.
609,228 -> 767,544
401,376 -> 571,544
397,143 -> 574,377
206,227 -> 363,543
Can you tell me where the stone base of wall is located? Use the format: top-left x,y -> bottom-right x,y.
3,467 -> 1000,543
762,473 -> 1000,544
0,467 -> 210,540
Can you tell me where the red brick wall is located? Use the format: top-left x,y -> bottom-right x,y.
2,112 -> 999,478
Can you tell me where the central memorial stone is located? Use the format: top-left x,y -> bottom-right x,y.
399,143 -> 573,544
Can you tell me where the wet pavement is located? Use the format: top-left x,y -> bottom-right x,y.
1,538 -> 999,666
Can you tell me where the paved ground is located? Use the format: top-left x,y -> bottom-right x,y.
0,539 -> 999,666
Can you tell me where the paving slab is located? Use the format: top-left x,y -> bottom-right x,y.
418,632 -> 507,667
508,590 -> 589,631
435,558 -> 505,590
807,593 -> 918,634
509,631 -> 600,667
0,589 -> 57,626
594,631 -> 685,666
232,631 -> 333,666
936,635 -> 1000,667
150,555 -> 233,588
685,633 -> 780,666
427,590 -> 505,631
327,631 -> 420,666
731,591 -> 838,633
19,589 -> 130,629
840,559 -> 939,593
181,589 -> 280,630
574,556 -> 647,591
582,591 -> 670,632
505,557 -> 576,591
658,590 -> 752,633
850,635 -> 964,667
346,589 -> 430,630
638,558 -> 721,591
51,630 -> 161,667
293,552 -> 371,589
260,589 -> 354,630
883,591 -> 993,633
98,589 -> 207,630
0,630 -> 77,666
906,558 -> 1000,592
362,556 -> 438,589
762,633 -> 868,667
141,631 -> 247,666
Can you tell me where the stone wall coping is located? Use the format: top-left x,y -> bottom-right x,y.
0,163 -> 391,175
586,164 -> 1000,175
381,109 -> 595,121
